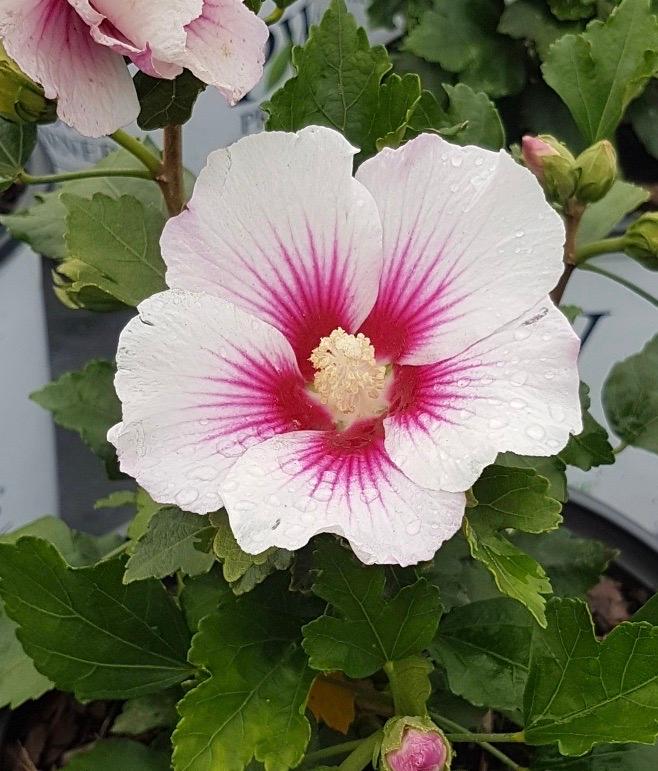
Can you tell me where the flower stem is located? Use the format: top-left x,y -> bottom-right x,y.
551,199 -> 585,305
159,124 -> 185,217
431,713 -> 525,771
99,540 -> 130,562
18,168 -> 154,185
575,236 -> 627,264
579,263 -> 658,308
109,129 -> 162,176
265,6 -> 284,24
338,732 -> 381,771
303,739 -> 365,764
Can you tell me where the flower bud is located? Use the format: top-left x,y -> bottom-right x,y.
380,717 -> 451,771
521,134 -> 577,205
624,212 -> 658,269
574,140 -> 617,203
0,42 -> 56,125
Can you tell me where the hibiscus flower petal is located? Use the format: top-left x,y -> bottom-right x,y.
178,0 -> 269,104
162,126 -> 383,380
70,0 -> 198,78
109,290 -> 332,513
221,422 -> 465,565
0,0 -> 138,137
356,133 -> 565,365
384,302 -> 582,493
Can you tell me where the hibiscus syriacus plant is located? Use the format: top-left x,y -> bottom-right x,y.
1,1 -> 658,770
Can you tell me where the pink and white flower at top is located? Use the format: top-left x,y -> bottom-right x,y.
0,0 -> 268,137
108,126 -> 582,566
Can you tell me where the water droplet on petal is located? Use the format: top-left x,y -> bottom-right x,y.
457,378 -> 469,388
176,488 -> 199,507
190,465 -> 219,481
550,405 -> 566,422
510,398 -> 525,410
450,155 -> 463,167
510,371 -> 527,386
406,518 -> 422,535
489,417 -> 508,429
526,424 -> 546,440
514,327 -> 531,341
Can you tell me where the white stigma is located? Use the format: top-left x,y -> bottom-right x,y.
310,328 -> 388,423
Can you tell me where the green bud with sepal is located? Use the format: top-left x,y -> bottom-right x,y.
573,140 -> 617,203
623,212 -> 658,270
0,42 -> 56,125
379,716 -> 452,771
521,134 -> 577,206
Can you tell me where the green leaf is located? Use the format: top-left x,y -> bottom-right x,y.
603,334 -> 658,453
135,70 -> 206,130
524,597 -> 658,754
465,465 -> 563,626
471,464 -> 563,532
302,540 -> 442,678
263,0 -> 391,157
532,740 -> 658,769
499,0 -> 581,59
542,0 -> 658,143
30,359 -> 122,477
95,490 -> 136,510
124,508 -> 215,583
0,604 -> 51,709
59,193 -> 166,309
211,512 -> 293,595
497,452 -> 568,502
421,532 -> 500,612
0,517 -> 124,710
548,0 -> 597,21
0,538 -> 193,700
179,568 -> 230,632
431,598 -> 533,712
111,691 -> 179,736
0,514 -> 122,567
629,79 -> 658,158
405,0 -> 526,98
407,83 -> 505,149
63,739 -> 170,771
1,145 -> 167,259
173,574 -> 314,771
512,529 -> 615,597
632,592 -> 658,623
559,383 -> 615,470
128,488 -> 167,541
0,117 -> 36,190
464,520 -> 553,627
578,180 -> 650,245
370,73 -> 423,150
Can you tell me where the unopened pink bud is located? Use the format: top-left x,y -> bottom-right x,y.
521,135 -> 559,180
385,728 -> 448,771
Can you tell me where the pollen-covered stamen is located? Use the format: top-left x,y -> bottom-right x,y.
310,328 -> 388,421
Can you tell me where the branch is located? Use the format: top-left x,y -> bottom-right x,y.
551,200 -> 585,305
159,124 -> 185,217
